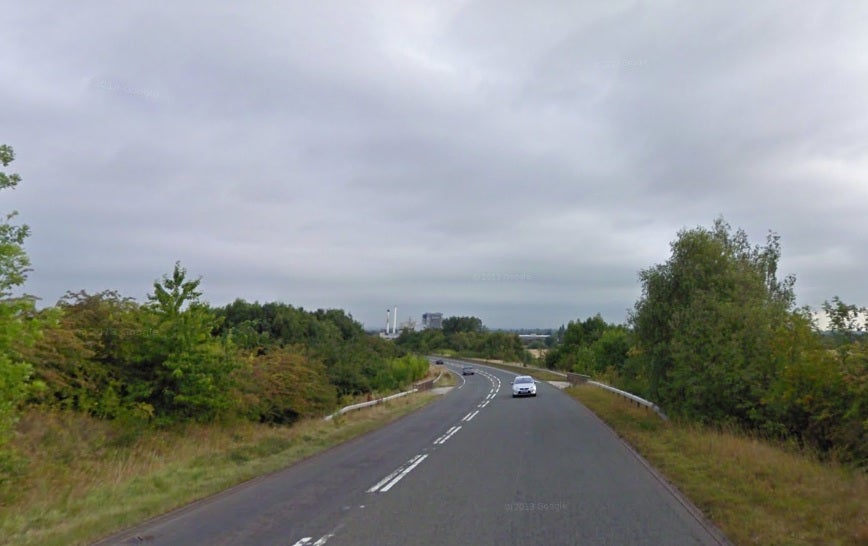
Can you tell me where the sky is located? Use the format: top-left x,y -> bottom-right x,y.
3,1 -> 867,330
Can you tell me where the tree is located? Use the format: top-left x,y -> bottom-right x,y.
545,315 -> 622,372
149,261 -> 203,317
592,327 -> 630,374
630,217 -> 796,424
562,314 -> 608,348
822,296 -> 865,347
813,297 -> 868,462
0,145 -> 38,457
232,347 -> 337,424
215,299 -> 406,397
20,291 -> 146,418
314,308 -> 365,340
141,262 -> 237,421
442,316 -> 483,335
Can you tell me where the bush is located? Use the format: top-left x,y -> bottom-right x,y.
232,347 -> 337,424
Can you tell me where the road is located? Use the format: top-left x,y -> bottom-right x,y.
95,358 -> 728,545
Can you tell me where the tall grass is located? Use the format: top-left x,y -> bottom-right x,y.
433,366 -> 458,387
1,393 -> 436,546
567,385 -> 868,546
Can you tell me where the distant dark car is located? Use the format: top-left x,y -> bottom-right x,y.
462,367 -> 475,375
435,359 -> 444,365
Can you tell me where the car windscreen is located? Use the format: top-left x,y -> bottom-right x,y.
515,377 -> 533,383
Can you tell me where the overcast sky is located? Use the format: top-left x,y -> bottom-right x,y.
3,1 -> 867,330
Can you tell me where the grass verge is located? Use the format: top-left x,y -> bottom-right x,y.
433,366 -> 458,387
1,393 -> 438,546
566,384 -> 867,546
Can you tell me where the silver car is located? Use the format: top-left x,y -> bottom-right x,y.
511,375 -> 537,397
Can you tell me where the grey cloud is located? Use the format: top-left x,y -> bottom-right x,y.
4,1 -> 868,329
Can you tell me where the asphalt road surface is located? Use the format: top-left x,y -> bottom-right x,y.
95,358 -> 729,546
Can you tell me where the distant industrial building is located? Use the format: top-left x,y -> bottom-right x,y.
378,306 -> 418,339
380,305 -> 400,340
517,334 -> 551,344
400,317 -> 417,332
422,312 -> 443,329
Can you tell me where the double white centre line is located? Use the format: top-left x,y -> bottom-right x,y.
433,425 -> 462,445
367,453 -> 429,493
291,534 -> 334,546
461,410 -> 480,422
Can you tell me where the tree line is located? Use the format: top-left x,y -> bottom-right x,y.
13,270 -> 430,427
394,315 -> 532,364
545,218 -> 866,466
